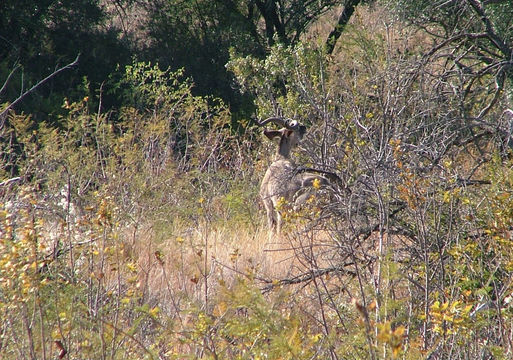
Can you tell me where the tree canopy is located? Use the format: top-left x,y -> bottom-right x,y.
1,0 -> 364,121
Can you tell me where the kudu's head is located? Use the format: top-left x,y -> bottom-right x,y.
257,117 -> 306,158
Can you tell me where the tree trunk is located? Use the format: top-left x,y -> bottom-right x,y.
255,0 -> 287,46
326,0 -> 361,55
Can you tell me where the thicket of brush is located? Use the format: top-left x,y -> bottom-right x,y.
2,3 -> 513,359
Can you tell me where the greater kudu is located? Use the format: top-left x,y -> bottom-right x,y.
258,117 -> 334,234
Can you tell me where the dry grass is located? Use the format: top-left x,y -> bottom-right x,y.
128,209 -> 414,302
128,218 -> 312,309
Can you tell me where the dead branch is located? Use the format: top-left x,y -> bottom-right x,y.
0,54 -> 80,128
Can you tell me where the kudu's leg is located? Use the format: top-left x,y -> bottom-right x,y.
263,198 -> 277,232
276,210 -> 283,235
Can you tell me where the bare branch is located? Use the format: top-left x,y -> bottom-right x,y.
261,263 -> 357,293
466,0 -> 512,58
423,32 -> 489,61
0,64 -> 20,97
0,177 -> 21,187
0,54 -> 80,128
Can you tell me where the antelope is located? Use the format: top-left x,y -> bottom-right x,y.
258,117 -> 335,234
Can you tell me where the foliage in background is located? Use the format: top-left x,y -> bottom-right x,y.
142,0 -> 358,118
2,60 -> 259,227
0,0 -> 131,120
0,0 -> 358,123
385,0 -> 513,104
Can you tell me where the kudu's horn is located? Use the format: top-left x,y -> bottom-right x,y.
256,117 -> 300,130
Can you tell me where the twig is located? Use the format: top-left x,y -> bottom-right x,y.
261,263 -> 357,293
0,63 -> 20,97
92,314 -> 156,359
0,177 -> 21,187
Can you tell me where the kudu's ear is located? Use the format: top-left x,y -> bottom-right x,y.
263,129 -> 283,140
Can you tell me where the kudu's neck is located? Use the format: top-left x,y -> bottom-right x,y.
276,137 -> 292,159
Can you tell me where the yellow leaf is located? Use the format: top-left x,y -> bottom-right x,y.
462,304 -> 473,315
149,306 -> 160,317
392,345 -> 402,358
431,301 -> 440,311
393,326 -> 406,337
213,302 -> 227,317
440,302 -> 449,311
496,192 -> 510,200
450,301 -> 461,312
311,333 -> 322,343
126,262 -> 137,272
442,314 -> 454,322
